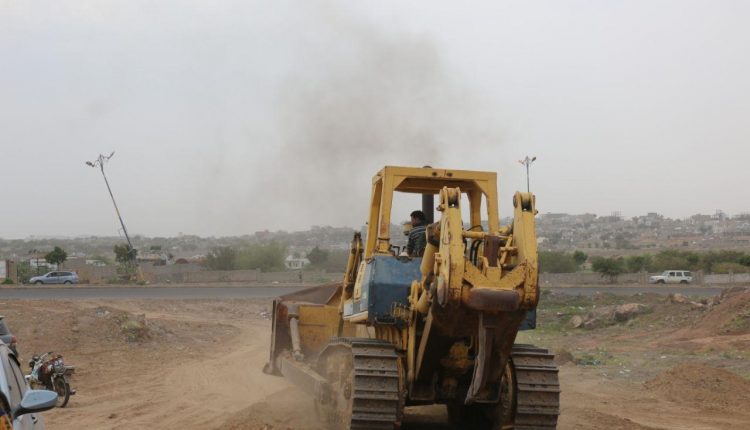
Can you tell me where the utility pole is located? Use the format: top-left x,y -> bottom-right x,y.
518,156 -> 537,192
86,152 -> 136,262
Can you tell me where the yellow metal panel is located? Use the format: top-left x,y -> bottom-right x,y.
365,179 -> 383,258
297,305 -> 346,355
364,165 -> 503,257
377,171 -> 397,254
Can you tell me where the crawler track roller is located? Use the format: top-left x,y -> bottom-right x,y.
317,338 -> 404,430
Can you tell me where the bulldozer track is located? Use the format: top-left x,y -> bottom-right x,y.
324,338 -> 403,430
511,344 -> 561,429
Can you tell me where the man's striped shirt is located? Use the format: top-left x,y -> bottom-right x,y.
407,224 -> 427,257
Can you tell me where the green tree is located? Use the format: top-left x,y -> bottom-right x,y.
206,246 -> 237,270
572,251 -> 588,267
686,252 -> 700,267
625,254 -> 653,273
592,257 -> 625,283
234,241 -> 287,272
17,261 -> 33,284
539,252 -> 578,273
114,243 -> 138,264
711,262 -> 748,274
651,250 -> 696,272
306,246 -> 329,266
44,246 -> 67,268
317,250 -> 350,272
701,250 -> 745,273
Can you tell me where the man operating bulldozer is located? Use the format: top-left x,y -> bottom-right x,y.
406,210 -> 427,257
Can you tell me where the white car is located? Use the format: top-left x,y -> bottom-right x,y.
649,270 -> 693,284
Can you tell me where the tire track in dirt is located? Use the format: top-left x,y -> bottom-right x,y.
40,300 -> 291,430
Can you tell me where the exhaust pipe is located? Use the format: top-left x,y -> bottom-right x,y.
422,194 -> 434,224
422,165 -> 435,224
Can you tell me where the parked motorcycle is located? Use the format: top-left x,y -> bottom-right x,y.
27,352 -> 76,407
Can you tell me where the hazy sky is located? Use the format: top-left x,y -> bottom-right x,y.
2,1 -> 749,239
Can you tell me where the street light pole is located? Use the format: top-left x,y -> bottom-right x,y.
518,156 -> 537,193
86,152 -> 135,259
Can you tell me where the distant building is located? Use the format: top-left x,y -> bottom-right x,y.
284,256 -> 310,270
28,257 -> 56,271
85,259 -> 108,267
137,252 -> 171,266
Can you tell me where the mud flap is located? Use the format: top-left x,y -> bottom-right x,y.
263,283 -> 342,375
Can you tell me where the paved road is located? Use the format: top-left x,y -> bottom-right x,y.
0,286 -> 306,300
546,285 -> 725,297
0,284 -> 730,300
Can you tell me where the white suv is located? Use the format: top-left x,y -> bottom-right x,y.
649,270 -> 693,284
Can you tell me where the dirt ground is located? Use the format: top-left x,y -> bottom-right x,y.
2,286 -> 750,429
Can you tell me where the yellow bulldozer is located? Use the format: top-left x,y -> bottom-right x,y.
264,166 -> 559,429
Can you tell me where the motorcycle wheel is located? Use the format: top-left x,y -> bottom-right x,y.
52,377 -> 70,408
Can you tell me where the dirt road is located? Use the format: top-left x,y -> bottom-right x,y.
4,299 -> 287,429
2,287 -> 748,429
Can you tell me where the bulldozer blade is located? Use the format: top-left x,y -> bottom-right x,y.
264,282 -> 342,375
278,282 -> 342,305
277,355 -> 329,399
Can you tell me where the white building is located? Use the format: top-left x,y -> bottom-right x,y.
284,256 -> 310,270
28,258 -> 56,270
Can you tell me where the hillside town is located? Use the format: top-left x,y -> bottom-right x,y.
2,210 -> 750,285
3,210 -> 749,263
536,210 -> 750,253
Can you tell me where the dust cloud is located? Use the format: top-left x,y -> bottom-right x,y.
254,6 -> 504,230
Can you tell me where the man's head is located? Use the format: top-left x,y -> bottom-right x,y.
410,210 -> 426,226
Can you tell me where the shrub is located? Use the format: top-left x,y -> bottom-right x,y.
625,254 -> 653,273
205,246 -> 237,270
234,241 -> 287,272
711,262 -> 749,274
591,257 -> 625,283
539,252 -> 578,273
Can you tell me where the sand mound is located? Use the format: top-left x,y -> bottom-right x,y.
703,287 -> 750,335
219,388 -> 320,430
711,289 -> 750,335
646,363 -> 750,410
668,287 -> 750,342
567,410 -> 660,430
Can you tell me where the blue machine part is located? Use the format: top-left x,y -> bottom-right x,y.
519,308 -> 537,330
347,255 -> 422,324
343,255 -> 539,330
